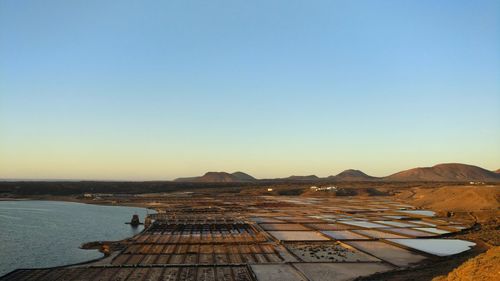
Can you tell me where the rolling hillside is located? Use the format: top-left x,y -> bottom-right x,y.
174,172 -> 256,183
384,163 -> 500,182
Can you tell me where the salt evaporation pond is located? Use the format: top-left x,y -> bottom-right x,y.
398,210 -> 436,216
387,239 -> 476,256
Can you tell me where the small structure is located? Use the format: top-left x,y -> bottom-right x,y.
130,214 -> 140,226
469,181 -> 485,185
267,188 -> 273,192
310,186 -> 338,192
126,214 -> 143,227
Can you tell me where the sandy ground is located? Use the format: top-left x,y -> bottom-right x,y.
396,185 -> 499,212
432,246 -> 499,281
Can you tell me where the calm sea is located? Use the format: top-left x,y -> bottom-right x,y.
0,200 -> 150,277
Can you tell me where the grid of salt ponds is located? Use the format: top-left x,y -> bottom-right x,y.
1,195 -> 478,281
248,195 -> 475,264
3,266 -> 255,281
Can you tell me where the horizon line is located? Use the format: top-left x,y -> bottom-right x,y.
1,162 -> 498,182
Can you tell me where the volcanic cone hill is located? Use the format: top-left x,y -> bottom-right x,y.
384,163 -> 500,182
284,175 -> 320,181
174,171 -> 257,183
331,169 -> 379,181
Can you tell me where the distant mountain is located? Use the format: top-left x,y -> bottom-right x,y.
332,169 -> 379,181
174,172 -> 256,183
231,171 -> 257,181
384,163 -> 500,182
284,175 -> 320,181
173,163 -> 500,183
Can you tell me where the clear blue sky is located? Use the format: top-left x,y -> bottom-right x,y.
1,0 -> 499,180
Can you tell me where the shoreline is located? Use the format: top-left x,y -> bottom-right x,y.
0,194 -> 153,209
1,186 -> 498,281
0,200 -> 151,277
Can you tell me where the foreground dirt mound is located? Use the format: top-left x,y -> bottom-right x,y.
432,246 -> 499,281
401,186 -> 500,212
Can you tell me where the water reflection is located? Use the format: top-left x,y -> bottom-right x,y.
0,200 -> 151,276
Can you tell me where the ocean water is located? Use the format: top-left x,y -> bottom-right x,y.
0,200 -> 150,277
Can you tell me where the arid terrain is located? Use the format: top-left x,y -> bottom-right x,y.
354,184 -> 499,281
1,181 -> 498,280
0,163 -> 499,281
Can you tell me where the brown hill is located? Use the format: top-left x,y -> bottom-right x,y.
174,172 -> 256,183
495,169 -> 500,174
432,246 -> 500,281
331,169 -> 379,181
400,185 -> 500,212
173,163 -> 499,183
385,163 -> 500,182
284,175 -> 320,181
231,171 -> 257,181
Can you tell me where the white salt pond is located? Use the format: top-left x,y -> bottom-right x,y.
339,220 -> 388,228
387,239 -> 476,256
375,220 -> 418,228
414,227 -> 450,235
411,220 -> 437,227
398,210 -> 436,217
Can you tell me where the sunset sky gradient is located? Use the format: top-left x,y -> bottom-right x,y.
1,0 -> 499,180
